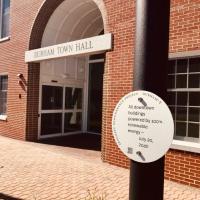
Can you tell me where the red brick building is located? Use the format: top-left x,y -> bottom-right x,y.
0,0 -> 200,188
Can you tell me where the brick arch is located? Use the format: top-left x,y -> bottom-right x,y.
26,0 -> 108,141
29,0 -> 65,50
29,0 -> 108,50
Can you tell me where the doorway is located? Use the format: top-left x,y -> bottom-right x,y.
39,54 -> 105,138
87,55 -> 105,134
39,84 -> 83,138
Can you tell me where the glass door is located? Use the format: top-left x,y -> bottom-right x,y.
40,84 -> 83,138
40,85 -> 63,137
64,87 -> 83,134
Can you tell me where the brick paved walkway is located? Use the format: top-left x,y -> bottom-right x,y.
0,136 -> 199,200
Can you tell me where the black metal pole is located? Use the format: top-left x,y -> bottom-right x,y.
129,0 -> 171,200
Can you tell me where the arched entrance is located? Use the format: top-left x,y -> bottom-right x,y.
26,0 -> 109,143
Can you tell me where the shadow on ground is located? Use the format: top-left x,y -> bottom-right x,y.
0,193 -> 23,200
38,133 -> 101,151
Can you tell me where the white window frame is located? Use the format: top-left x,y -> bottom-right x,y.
0,0 -> 10,40
0,73 -> 8,120
169,50 -> 200,153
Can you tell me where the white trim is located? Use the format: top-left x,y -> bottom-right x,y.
83,56 -> 89,132
87,131 -> 101,136
0,0 -> 10,39
39,131 -> 83,140
25,34 -> 112,63
86,58 -> 104,134
169,50 -> 200,59
0,114 -> 7,121
88,58 -> 104,63
40,110 -> 63,114
0,36 -> 10,42
171,139 -> 200,154
168,88 -> 200,92
39,133 -> 62,139
0,72 -> 8,75
0,0 -> 2,38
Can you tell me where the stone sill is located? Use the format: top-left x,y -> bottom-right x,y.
0,36 -> 10,43
0,115 -> 7,121
171,140 -> 200,154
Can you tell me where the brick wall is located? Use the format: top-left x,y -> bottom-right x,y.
164,0 -> 200,188
169,0 -> 200,52
101,0 -> 135,168
165,150 -> 200,188
0,0 -> 43,140
0,0 -> 199,188
102,0 -> 200,188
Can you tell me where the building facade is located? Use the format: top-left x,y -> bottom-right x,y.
0,0 -> 200,188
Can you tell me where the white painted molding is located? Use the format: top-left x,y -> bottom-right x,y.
0,115 -> 7,121
171,140 -> 200,154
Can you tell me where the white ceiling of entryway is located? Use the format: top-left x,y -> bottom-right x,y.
42,0 -> 103,47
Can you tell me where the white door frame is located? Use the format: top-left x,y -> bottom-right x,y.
85,58 -> 105,135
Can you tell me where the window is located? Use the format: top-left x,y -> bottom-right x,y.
167,57 -> 200,143
0,0 -> 10,38
0,75 -> 8,116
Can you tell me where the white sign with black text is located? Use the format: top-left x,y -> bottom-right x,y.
112,90 -> 174,163
25,33 -> 112,63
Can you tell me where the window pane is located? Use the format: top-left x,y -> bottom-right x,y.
189,74 -> 200,88
2,0 -> 10,38
168,60 -> 176,74
64,112 -> 82,133
65,87 -> 82,109
176,107 -> 187,121
189,58 -> 200,72
177,59 -> 188,73
0,75 -> 8,114
188,123 -> 199,138
41,113 -> 62,135
42,86 -> 63,110
177,92 -> 187,106
0,91 -> 7,114
167,92 -> 176,105
168,57 -> 200,141
189,92 -> 200,106
176,122 -> 187,137
176,75 -> 187,88
168,75 -> 175,88
189,108 -> 200,122
169,106 -> 175,120
0,75 -> 8,90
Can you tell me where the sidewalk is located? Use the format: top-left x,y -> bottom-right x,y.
0,136 -> 199,200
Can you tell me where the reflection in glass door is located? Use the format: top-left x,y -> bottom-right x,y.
40,85 -> 83,138
40,85 -> 63,136
64,87 -> 83,133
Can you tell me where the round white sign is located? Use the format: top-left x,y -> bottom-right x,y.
112,90 -> 174,163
